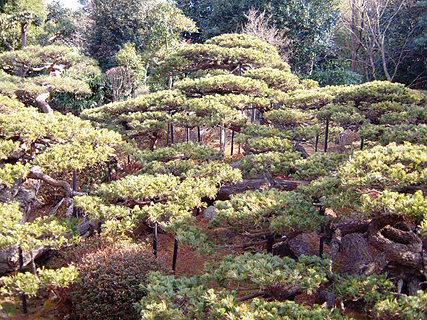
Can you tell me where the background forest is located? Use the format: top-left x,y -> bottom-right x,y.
1,0 -> 427,319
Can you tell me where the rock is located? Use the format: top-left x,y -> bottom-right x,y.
338,129 -> 358,150
316,290 -> 335,309
77,217 -> 100,238
288,233 -> 318,257
293,143 -> 309,159
0,247 -> 19,275
0,246 -> 48,276
230,161 -> 242,170
15,186 -> 37,205
340,233 -> 375,274
273,233 -> 319,258
203,206 -> 218,221
0,180 -> 22,203
272,241 -> 297,259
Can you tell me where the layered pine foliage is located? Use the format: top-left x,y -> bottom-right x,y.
1,33 -> 427,319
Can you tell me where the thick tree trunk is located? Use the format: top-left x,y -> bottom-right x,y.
380,37 -> 392,81
149,132 -> 159,151
168,75 -> 173,90
20,23 -> 28,48
36,92 -> 53,114
216,179 -> 307,200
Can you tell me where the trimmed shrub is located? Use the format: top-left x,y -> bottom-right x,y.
70,240 -> 161,320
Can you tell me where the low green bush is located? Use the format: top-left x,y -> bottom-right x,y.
70,240 -> 161,320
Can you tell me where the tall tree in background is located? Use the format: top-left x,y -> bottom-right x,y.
176,0 -> 259,42
177,0 -> 338,75
338,0 -> 427,87
392,0 -> 427,88
83,0 -> 196,71
36,1 -> 80,47
138,0 -> 196,65
268,0 -> 339,74
0,0 -> 84,51
4,0 -> 47,49
242,9 -> 290,61
84,0 -> 146,69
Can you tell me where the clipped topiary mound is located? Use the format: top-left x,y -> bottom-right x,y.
70,240 -> 161,320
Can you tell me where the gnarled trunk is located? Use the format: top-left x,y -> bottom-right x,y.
35,92 -> 53,114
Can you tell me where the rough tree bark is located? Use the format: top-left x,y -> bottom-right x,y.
216,179 -> 308,200
27,166 -> 84,197
35,92 -> 53,114
368,217 -> 423,268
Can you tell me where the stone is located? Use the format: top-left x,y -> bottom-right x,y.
273,233 -> 319,258
0,247 -> 19,275
203,206 -> 218,221
77,217 -> 100,238
0,246 -> 48,276
288,233 -> 318,257
230,161 -> 242,170
272,241 -> 296,258
340,233 -> 375,274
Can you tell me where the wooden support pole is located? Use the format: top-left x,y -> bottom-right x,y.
186,127 -> 190,142
360,137 -> 364,150
172,239 -> 178,273
107,161 -> 111,178
166,123 -> 170,146
168,75 -> 173,90
220,126 -> 226,154
317,204 -> 326,257
324,118 -> 330,153
153,222 -> 158,258
18,247 -> 28,314
72,170 -> 77,191
170,123 -> 174,144
197,126 -> 202,144
73,170 -> 77,216
315,134 -> 319,152
266,235 -> 274,253
231,130 -> 235,155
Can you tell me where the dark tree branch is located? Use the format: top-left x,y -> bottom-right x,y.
27,166 -> 84,197
237,292 -> 266,302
